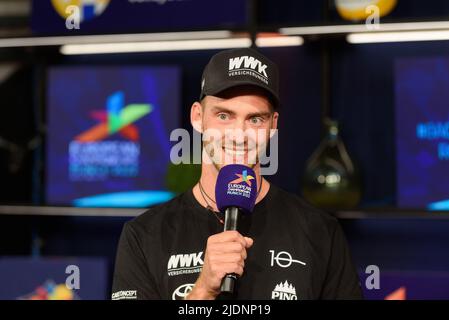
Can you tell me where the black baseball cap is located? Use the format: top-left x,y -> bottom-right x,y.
199,48 -> 280,108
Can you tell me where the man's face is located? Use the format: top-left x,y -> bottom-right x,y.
192,87 -> 279,171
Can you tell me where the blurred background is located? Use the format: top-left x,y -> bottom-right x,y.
1,0 -> 449,300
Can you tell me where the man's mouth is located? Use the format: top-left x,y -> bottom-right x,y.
223,147 -> 247,157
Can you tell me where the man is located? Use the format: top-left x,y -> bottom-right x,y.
112,48 -> 363,300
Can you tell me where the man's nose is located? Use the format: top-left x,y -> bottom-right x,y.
232,118 -> 247,132
225,122 -> 247,145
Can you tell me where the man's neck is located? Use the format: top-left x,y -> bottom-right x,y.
192,162 -> 270,212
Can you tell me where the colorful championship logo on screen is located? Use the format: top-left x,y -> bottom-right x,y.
68,91 -> 152,181
335,0 -> 397,21
74,91 -> 152,142
51,0 -> 110,22
18,280 -> 80,300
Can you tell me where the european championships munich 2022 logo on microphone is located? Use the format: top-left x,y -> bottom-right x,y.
227,169 -> 255,199
216,164 -> 258,213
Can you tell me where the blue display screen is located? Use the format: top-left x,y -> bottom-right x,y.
396,57 -> 449,210
46,66 -> 180,207
32,0 -> 248,35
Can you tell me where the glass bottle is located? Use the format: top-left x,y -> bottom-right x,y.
301,119 -> 361,210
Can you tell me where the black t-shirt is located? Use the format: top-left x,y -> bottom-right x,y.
111,184 -> 363,300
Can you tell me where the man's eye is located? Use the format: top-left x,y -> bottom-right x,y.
218,113 -> 229,120
250,117 -> 263,125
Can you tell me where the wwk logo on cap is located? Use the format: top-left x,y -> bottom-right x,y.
228,56 -> 269,84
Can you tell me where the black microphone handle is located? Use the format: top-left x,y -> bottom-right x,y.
220,206 -> 241,294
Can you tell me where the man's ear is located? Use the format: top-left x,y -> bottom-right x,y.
270,111 -> 279,138
190,101 -> 203,133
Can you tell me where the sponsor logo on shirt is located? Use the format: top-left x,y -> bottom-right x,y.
269,250 -> 307,268
271,281 -> 298,300
172,283 -> 194,300
167,251 -> 204,276
228,56 -> 269,85
111,290 -> 137,300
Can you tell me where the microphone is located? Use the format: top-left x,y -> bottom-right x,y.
215,164 -> 258,294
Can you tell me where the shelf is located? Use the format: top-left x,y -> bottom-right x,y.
2,20 -> 449,51
334,210 -> 449,220
0,205 -> 144,217
1,205 -> 449,219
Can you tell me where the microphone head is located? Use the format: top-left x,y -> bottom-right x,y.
215,164 -> 258,214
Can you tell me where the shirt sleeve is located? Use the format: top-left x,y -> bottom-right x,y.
111,222 -> 160,300
320,222 -> 364,300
